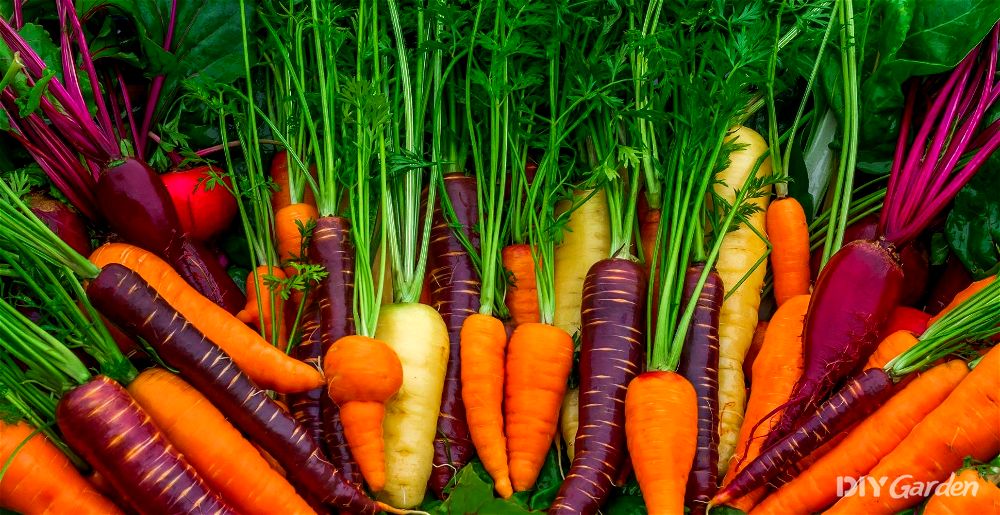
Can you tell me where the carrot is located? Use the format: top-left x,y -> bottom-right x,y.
89,243 -> 322,393
827,346 -> 1000,514
275,203 -> 319,270
721,294 -> 808,512
922,468 -> 1000,515
765,197 -> 810,306
0,420 -> 123,515
742,320 -> 769,385
503,244 -> 540,326
287,308 -> 328,463
640,207 -> 661,278
625,370 -> 699,515
560,387 -> 579,461
505,322 -> 574,491
237,265 -> 288,348
324,335 -> 403,492
127,369 -> 316,515
460,313 -> 513,497
270,150 -> 317,212
928,275 -> 996,326
552,189 -> 611,337
753,360 -> 970,515
865,330 -> 919,370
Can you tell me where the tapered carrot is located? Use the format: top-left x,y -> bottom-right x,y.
238,265 -> 288,348
625,371 -> 698,515
827,346 -> 1000,514
640,207 -> 660,277
505,322 -> 573,491
270,151 -> 316,212
89,243 -> 323,393
0,420 -> 123,515
127,369 -> 316,515
324,335 -> 403,492
922,468 -> 1000,515
275,203 -> 319,271
766,197 -> 810,305
928,275 -> 996,326
721,295 -> 809,512
503,244 -> 540,326
752,360 -> 970,515
460,313 -> 512,497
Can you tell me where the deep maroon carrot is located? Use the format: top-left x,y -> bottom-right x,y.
550,259 -> 646,515
428,174 -> 480,497
87,264 -> 382,514
677,264 -> 722,515
713,368 -> 895,505
308,215 -> 362,484
57,375 -> 235,515
287,307 -> 326,452
95,157 -> 243,313
766,239 -> 903,444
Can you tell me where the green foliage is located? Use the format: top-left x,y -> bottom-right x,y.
946,157 -> 1000,278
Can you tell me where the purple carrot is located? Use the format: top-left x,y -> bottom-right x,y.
428,174 -> 480,498
95,158 -> 244,314
308,215 -> 362,484
57,375 -> 235,515
287,307 -> 326,454
550,259 -> 646,515
677,264 -> 723,515
713,368 -> 896,505
87,264 -> 388,514
28,193 -> 91,256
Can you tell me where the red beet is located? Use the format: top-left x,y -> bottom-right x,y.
28,193 -> 91,256
161,166 -> 238,241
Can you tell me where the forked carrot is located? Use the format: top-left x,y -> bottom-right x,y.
504,322 -> 573,491
721,294 -> 808,512
89,243 -> 323,393
827,346 -> 1000,514
323,335 -> 403,492
503,244 -> 540,326
237,265 -> 288,348
0,421 -> 123,515
460,313 -> 512,498
766,197 -> 811,305
752,360 -> 970,515
625,370 -> 698,515
127,369 -> 316,515
922,468 -> 1000,515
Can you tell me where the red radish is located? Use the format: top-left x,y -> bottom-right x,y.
162,166 -> 239,241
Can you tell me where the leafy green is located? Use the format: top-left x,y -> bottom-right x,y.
945,157 -> 1000,278
422,462 -> 539,514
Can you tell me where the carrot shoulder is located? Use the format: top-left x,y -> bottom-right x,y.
922,468 -> 1000,515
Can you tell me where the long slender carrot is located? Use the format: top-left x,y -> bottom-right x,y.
270,151 -> 316,212
0,420 -> 123,515
827,346 -> 1000,514
505,322 -> 574,491
89,243 -> 322,393
275,203 -> 319,272
503,244 -> 540,326
127,368 -> 316,515
625,370 -> 698,515
766,197 -> 810,306
237,265 -> 288,348
324,335 -> 403,492
753,360 -> 970,515
928,275 -> 996,326
922,468 -> 1000,515
461,312 -> 513,498
721,294 -> 809,512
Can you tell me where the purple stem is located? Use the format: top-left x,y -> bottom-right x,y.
116,68 -> 141,147
879,84 -> 917,236
12,0 -> 22,29
60,0 -> 115,142
137,0 -> 179,158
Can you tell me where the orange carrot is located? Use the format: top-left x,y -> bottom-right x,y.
766,197 -> 811,306
89,243 -> 323,393
270,150 -> 316,212
238,265 -> 288,348
460,313 -> 512,498
275,203 -> 320,271
127,369 -> 316,515
827,347 -> 1000,514
323,335 -> 403,492
0,421 -> 123,515
503,244 -> 540,326
922,468 -> 1000,515
742,320 -> 769,385
752,360 -> 970,515
721,294 -> 808,512
865,330 -> 920,370
504,322 -> 573,491
625,370 -> 698,515
928,275 -> 996,327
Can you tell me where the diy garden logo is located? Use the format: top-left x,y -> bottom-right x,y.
836,473 -> 980,499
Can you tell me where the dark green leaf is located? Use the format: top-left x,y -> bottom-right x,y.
424,462 -> 539,514
945,157 -> 1000,278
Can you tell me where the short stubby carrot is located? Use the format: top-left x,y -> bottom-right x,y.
276,203 -> 319,271
461,313 -> 513,498
0,420 -> 123,515
922,468 -> 1000,515
324,335 -> 403,492
89,243 -> 323,393
625,370 -> 698,515
752,360 -> 969,515
766,197 -> 811,305
505,322 -> 574,491
127,369 -> 316,515
238,265 -> 288,348
503,244 -> 540,326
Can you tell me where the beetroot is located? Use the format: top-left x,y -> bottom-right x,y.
28,193 -> 91,256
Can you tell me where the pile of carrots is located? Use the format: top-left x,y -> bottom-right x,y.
0,1 -> 998,515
